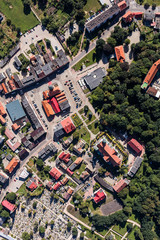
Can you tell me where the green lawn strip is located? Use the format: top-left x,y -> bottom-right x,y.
71,113 -> 83,127
0,0 -> 39,33
73,48 -> 97,71
30,186 -> 44,197
73,162 -> 86,179
85,114 -> 96,124
16,183 -> 27,197
27,158 -> 34,168
29,43 -> 38,54
88,121 -> 100,135
78,108 -> 84,115
78,126 -> 91,144
83,0 -> 101,13
66,179 -> 77,189
83,88 -> 90,94
67,205 -> 91,226
112,223 -> 128,236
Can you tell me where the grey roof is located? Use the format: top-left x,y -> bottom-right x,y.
6,100 -> 26,122
9,43 -> 20,58
0,72 -> 6,82
35,55 -> 43,66
14,56 -> 22,68
56,50 -> 69,66
22,75 -> 36,87
41,62 -> 53,76
86,5 -> 120,32
13,74 -> 23,88
6,154 -> 12,161
144,10 -> 154,21
30,126 -> 45,142
83,67 -> 106,90
21,96 -> 41,129
69,163 -> 77,171
0,135 -> 4,145
0,56 -> 9,68
59,100 -> 70,111
128,157 -> 143,177
54,123 -> 65,139
18,149 -> 29,160
0,172 -> 8,184
38,143 -> 57,160
6,68 -> 12,79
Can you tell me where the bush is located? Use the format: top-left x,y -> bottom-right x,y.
6,192 -> 16,203
72,227 -> 78,237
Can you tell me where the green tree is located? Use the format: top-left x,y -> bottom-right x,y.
67,221 -> 72,231
6,192 -> 16,203
107,37 -> 116,48
124,38 -> 130,45
98,167 -> 106,176
80,232 -> 84,239
72,227 -> 78,238
39,225 -> 45,235
22,232 -> 30,240
33,202 -> 37,209
36,159 -> 44,170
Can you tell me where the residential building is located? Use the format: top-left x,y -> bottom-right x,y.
2,200 -> 17,213
0,171 -> 9,186
53,122 -> 65,139
46,181 -> 53,191
128,156 -> 143,177
12,123 -> 20,131
61,176 -> 69,185
19,167 -> 29,180
6,100 -> 26,122
115,45 -> 125,63
5,157 -> 20,174
117,0 -> 127,11
113,178 -> 129,193
42,100 -> 55,117
30,126 -> 46,142
122,11 -> 134,23
0,135 -> 5,145
53,182 -> 61,191
73,139 -> 86,155
62,136 -> 73,148
94,189 -> 106,204
69,157 -> 83,171
80,171 -> 90,181
5,128 -> 14,140
141,60 -> 160,90
59,152 -> 71,163
0,72 -> 6,82
18,149 -> 29,160
14,56 -> 22,69
49,167 -> 62,180
61,117 -> 76,134
38,143 -> 57,160
83,68 -> 106,91
0,115 -> 6,125
97,139 -> 121,167
0,102 -> 6,116
127,138 -> 143,155
26,177 -> 38,191
6,139 -> 21,152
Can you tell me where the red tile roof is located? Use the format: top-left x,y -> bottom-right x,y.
42,100 -> 55,117
97,141 -> 121,167
122,11 -> 134,22
50,97 -> 61,114
2,200 -> 17,213
5,128 -> 15,140
12,123 -> 20,131
0,102 -> 6,116
143,60 -> 160,89
117,0 -> 127,11
94,189 -> 106,204
113,179 -> 128,193
115,45 -> 125,63
66,168 -> 74,176
0,115 -> 6,125
53,182 -> 61,190
29,182 -> 38,191
5,157 -> 19,173
61,117 -> 76,134
59,152 -> 71,163
49,167 -> 62,180
128,138 -> 143,155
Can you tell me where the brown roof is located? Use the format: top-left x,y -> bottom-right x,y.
113,178 -> 129,193
67,187 -> 73,195
42,100 -> 55,117
12,123 -> 20,131
143,60 -> 160,88
0,102 -> 6,115
5,128 -> 15,140
74,157 -> 83,165
0,115 -> 6,125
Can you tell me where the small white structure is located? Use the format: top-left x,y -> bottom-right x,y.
19,167 -> 29,180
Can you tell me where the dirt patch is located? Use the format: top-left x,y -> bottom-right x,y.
101,199 -> 122,216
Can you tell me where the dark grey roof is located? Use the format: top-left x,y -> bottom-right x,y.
35,55 -> 43,66
9,43 -> 20,58
69,163 -> 77,171
14,56 -> 22,68
21,96 -> 42,129
144,10 -> 154,21
0,172 -> 8,184
6,154 -> 12,161
83,67 -> 106,90
86,5 -> 120,32
6,100 -> 26,122
38,143 -> 57,160
18,149 -> 29,160
30,126 -> 46,142
59,100 -> 70,111
54,123 -> 65,139
22,75 -> 36,87
128,157 -> 143,177
56,50 -> 69,66
94,175 -> 114,192
13,74 -> 23,88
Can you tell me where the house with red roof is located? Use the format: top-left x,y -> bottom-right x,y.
97,139 -> 121,167
122,11 -> 134,23
94,189 -> 106,204
113,178 -> 129,193
115,45 -> 125,63
61,117 -> 76,134
49,167 -> 62,180
26,177 -> 38,191
59,152 -> 71,163
66,168 -> 74,176
53,182 -> 61,191
2,200 -> 17,213
127,138 -> 143,155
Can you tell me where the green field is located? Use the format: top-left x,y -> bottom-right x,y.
84,0 -> 101,13
0,0 -> 39,32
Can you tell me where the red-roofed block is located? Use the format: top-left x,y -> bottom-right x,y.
94,189 -> 106,204
53,182 -> 61,191
66,168 -> 74,176
113,179 -> 129,193
49,167 -> 62,180
50,97 -> 60,114
59,152 -> 71,163
2,200 -> 17,213
29,182 -> 38,191
61,117 -> 76,134
128,138 -> 143,155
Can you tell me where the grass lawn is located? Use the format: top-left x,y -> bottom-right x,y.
88,121 -> 100,135
83,0 -> 101,13
85,230 -> 103,240
0,0 -> 39,33
17,183 -> 27,197
78,126 -> 91,144
67,205 -> 91,226
112,224 -> 128,236
73,162 -> 86,179
73,48 -> 97,71
71,113 -> 83,127
27,158 -> 35,168
66,179 -> 77,189
30,43 -> 38,54
85,112 -> 96,125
